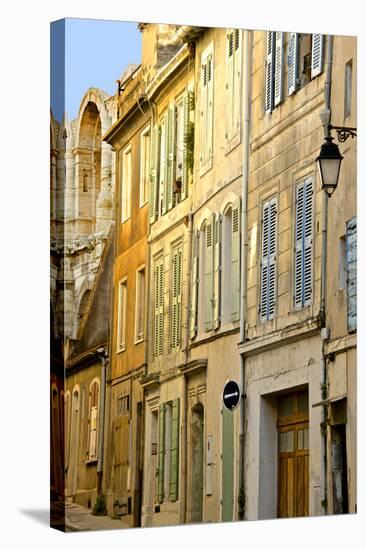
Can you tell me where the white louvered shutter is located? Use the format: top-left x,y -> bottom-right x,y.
346,217 -> 357,332
166,106 -> 176,211
311,34 -> 324,78
260,197 -> 277,320
149,125 -> 160,224
294,179 -> 313,308
213,213 -> 222,329
206,54 -> 214,164
265,31 -> 275,113
204,216 -> 214,331
190,232 -> 199,339
233,28 -> 242,137
231,199 -> 241,321
274,31 -> 284,106
181,92 -> 189,200
171,248 -> 182,350
154,261 -> 164,356
288,32 -> 299,96
226,30 -> 234,141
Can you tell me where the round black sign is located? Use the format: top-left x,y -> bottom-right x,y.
223,380 -> 241,411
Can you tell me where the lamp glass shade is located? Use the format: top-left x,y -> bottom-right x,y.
316,137 -> 343,196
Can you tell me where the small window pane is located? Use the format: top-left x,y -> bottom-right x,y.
279,431 -> 294,452
298,429 -> 304,450
298,393 -> 309,414
303,428 -> 309,449
279,395 -> 296,418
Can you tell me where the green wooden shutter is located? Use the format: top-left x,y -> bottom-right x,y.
207,54 -> 214,163
213,213 -> 222,329
161,113 -> 168,215
288,32 -> 299,96
231,199 -> 241,321
260,197 -> 277,320
154,261 -> 164,356
166,106 -> 175,211
171,248 -> 182,350
294,179 -> 313,308
190,232 -> 199,339
169,399 -> 180,501
181,93 -> 189,200
233,28 -> 242,137
205,216 -> 214,331
265,31 -> 275,113
274,31 -> 284,106
149,125 -> 160,224
226,30 -> 234,141
311,34 -> 324,78
346,217 -> 357,332
158,403 -> 166,503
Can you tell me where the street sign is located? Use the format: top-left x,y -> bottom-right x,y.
223,380 -> 241,411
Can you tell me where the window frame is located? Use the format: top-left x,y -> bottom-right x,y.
121,144 -> 132,223
117,277 -> 128,352
139,125 -> 151,208
134,264 -> 146,344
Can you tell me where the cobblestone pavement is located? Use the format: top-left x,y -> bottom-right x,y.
51,500 -> 129,532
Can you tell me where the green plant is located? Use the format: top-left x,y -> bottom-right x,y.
92,494 -> 107,516
184,121 -> 195,174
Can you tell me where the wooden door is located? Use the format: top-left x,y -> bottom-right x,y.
222,406 -> 234,521
278,391 -> 309,518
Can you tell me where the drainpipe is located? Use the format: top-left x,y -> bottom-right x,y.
319,34 -> 333,515
238,29 -> 251,521
97,347 -> 107,495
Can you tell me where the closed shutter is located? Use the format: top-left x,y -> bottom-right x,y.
274,31 -> 284,106
294,179 -> 313,309
171,248 -> 182,350
265,31 -> 275,113
149,125 -> 160,224
158,403 -> 166,503
260,197 -> 277,320
169,399 -> 180,501
190,232 -> 199,339
226,30 -> 234,140
346,217 -> 357,332
288,32 -> 299,96
200,60 -> 208,167
154,261 -> 164,356
231,199 -> 241,321
181,93 -> 189,200
161,113 -> 168,215
311,34 -> 324,78
166,106 -> 176,211
233,29 -> 242,136
206,54 -> 214,164
88,382 -> 99,459
204,216 -> 214,331
213,213 -> 222,329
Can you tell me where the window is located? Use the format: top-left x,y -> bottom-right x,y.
135,267 -> 145,343
117,278 -> 128,351
221,208 -> 233,325
159,112 -> 168,216
226,29 -> 242,145
140,126 -> 150,206
346,217 -> 357,332
260,197 -> 277,321
153,259 -> 164,357
121,145 -> 132,222
294,178 -> 313,309
344,60 -> 353,119
117,394 -> 130,415
200,44 -> 214,172
157,399 -> 180,503
265,31 -> 284,112
88,380 -> 99,460
149,125 -> 160,224
171,247 -> 183,350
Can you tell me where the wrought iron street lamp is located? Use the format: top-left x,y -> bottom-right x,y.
316,123 -> 357,198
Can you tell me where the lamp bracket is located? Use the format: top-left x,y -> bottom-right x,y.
328,124 -> 357,143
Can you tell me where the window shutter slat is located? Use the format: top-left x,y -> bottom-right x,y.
231,199 -> 241,321
265,31 -> 275,113
190,232 -> 199,339
154,262 -> 164,356
213,213 -> 222,329
171,249 -> 182,350
294,179 -> 313,308
260,198 -> 277,320
311,34 -> 324,78
158,403 -> 166,503
181,93 -> 189,200
169,399 -> 180,501
204,216 -> 214,331
346,217 -> 357,332
288,32 -> 299,96
149,125 -> 160,224
274,31 -> 284,106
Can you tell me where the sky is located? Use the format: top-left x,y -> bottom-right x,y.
51,18 -> 142,122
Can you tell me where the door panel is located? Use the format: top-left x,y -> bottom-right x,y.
222,406 -> 234,522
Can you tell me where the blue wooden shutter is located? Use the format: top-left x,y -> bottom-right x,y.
311,34 -> 324,78
149,125 -> 160,224
205,216 -> 214,331
294,178 -> 313,308
169,399 -> 180,501
265,31 -> 275,113
231,199 -> 241,321
274,31 -> 284,106
260,197 -> 277,320
190,232 -> 199,339
158,403 -> 166,503
288,32 -> 299,96
346,217 -> 357,332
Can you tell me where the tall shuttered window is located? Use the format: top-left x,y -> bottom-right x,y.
204,217 -> 214,331
121,145 -> 131,222
265,31 -> 283,113
294,178 -> 313,309
140,126 -> 150,207
149,125 -> 160,224
260,197 -> 277,321
88,380 -> 99,460
117,278 -> 128,351
171,247 -> 183,351
157,399 -> 180,503
200,45 -> 214,172
288,33 -> 324,95
226,29 -> 242,145
154,260 -> 164,357
135,266 -> 145,343
346,217 -> 357,332
231,200 -> 241,321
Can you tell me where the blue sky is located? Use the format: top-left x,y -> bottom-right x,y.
51,18 -> 142,121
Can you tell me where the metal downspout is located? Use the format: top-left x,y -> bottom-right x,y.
97,350 -> 107,495
238,29 -> 251,521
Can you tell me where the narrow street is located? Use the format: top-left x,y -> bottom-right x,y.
64,501 -> 129,532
